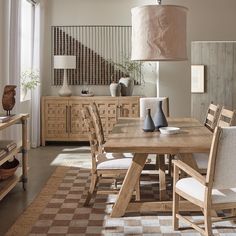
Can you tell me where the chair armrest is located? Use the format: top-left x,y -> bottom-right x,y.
172,160 -> 206,186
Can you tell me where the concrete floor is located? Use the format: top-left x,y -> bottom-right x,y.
0,143 -> 91,235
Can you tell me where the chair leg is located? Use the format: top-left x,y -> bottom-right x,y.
134,178 -> 140,201
173,192 -> 180,230
84,174 -> 98,206
231,208 -> 236,223
204,208 -> 213,236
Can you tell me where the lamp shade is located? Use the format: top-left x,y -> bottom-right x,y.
54,55 -> 76,69
131,5 -> 188,61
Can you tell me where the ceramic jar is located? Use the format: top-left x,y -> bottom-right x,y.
119,77 -> 134,96
109,82 -> 121,97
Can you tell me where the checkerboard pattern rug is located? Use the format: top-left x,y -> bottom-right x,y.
8,167 -> 236,236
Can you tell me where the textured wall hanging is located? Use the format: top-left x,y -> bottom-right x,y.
52,26 -> 141,86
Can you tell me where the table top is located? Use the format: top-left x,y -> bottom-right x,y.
103,117 -> 212,154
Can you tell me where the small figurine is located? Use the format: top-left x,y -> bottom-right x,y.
2,85 -> 17,116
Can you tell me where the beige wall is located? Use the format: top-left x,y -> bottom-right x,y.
42,0 -> 236,117
41,0 -> 157,99
161,0 -> 236,116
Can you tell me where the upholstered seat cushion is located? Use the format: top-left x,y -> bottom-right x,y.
102,152 -> 133,159
97,156 -> 132,169
192,153 -> 209,169
176,177 -> 236,204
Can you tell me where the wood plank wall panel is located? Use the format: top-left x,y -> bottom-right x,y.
191,42 -> 236,123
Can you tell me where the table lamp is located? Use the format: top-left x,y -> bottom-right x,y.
54,55 -> 76,96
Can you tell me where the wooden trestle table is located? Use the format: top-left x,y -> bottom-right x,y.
103,117 -> 212,217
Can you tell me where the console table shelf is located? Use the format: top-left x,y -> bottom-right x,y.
0,114 -> 29,200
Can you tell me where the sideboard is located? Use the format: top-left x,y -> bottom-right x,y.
41,96 -> 140,146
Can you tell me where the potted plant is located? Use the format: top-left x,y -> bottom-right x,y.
110,56 -> 143,96
21,69 -> 40,99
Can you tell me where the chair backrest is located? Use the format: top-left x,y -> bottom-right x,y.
206,126 -> 236,190
204,103 -> 220,132
217,107 -> 235,127
88,103 -> 105,152
81,107 -> 98,169
140,97 -> 169,119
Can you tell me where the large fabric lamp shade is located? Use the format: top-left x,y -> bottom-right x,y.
131,5 -> 188,61
54,55 -> 76,69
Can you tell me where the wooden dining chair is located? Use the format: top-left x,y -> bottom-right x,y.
81,106 -> 140,206
204,103 -> 221,132
193,107 -> 235,173
173,126 -> 236,236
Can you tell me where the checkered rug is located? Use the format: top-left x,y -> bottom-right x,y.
8,167 -> 236,236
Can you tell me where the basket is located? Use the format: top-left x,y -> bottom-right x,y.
0,158 -> 19,180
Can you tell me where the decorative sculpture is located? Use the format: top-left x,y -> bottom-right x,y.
2,85 -> 17,116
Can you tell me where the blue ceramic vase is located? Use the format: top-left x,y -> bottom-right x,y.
143,108 -> 155,132
153,100 -> 168,130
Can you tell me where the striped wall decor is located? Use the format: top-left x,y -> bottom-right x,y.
52,26 -> 141,86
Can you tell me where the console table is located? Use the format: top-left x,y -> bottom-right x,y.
0,114 -> 29,200
41,96 -> 140,145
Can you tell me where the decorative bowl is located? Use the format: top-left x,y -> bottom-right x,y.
159,127 -> 180,135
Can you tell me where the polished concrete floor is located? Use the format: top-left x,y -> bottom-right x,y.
0,143 -> 91,235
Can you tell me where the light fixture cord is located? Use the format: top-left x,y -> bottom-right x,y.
157,0 -> 162,4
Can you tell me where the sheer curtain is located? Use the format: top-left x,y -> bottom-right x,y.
0,0 -> 21,140
31,2 -> 40,148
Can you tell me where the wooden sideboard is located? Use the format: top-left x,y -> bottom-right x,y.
41,96 -> 140,146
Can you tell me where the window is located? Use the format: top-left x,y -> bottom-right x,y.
20,0 -> 34,101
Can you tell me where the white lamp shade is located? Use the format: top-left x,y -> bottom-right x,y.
131,5 -> 188,61
54,55 -> 76,69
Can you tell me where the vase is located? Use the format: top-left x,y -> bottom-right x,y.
109,82 -> 121,97
119,77 -> 134,96
143,108 -> 155,132
153,100 -> 168,130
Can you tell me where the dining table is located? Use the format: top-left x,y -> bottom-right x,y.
103,117 -> 213,217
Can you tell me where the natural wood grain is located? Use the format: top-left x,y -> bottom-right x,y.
104,117 -> 212,154
191,42 -> 236,123
103,117 -> 212,217
41,96 -> 140,145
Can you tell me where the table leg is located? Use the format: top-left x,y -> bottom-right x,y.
158,154 -> 167,200
22,117 -> 28,190
111,153 -> 148,218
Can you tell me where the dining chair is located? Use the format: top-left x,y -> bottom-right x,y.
173,126 -> 236,236
140,97 -> 169,119
81,106 -> 140,206
192,107 -> 235,173
204,103 -> 221,132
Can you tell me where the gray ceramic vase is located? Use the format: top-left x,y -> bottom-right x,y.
153,100 -> 168,130
143,108 -> 155,132
119,77 -> 134,96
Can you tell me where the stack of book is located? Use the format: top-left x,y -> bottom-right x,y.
0,116 -> 10,123
0,140 -> 17,152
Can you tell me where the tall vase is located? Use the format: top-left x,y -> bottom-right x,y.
143,108 -> 155,132
119,77 -> 134,96
153,100 -> 168,130
109,82 -> 121,97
